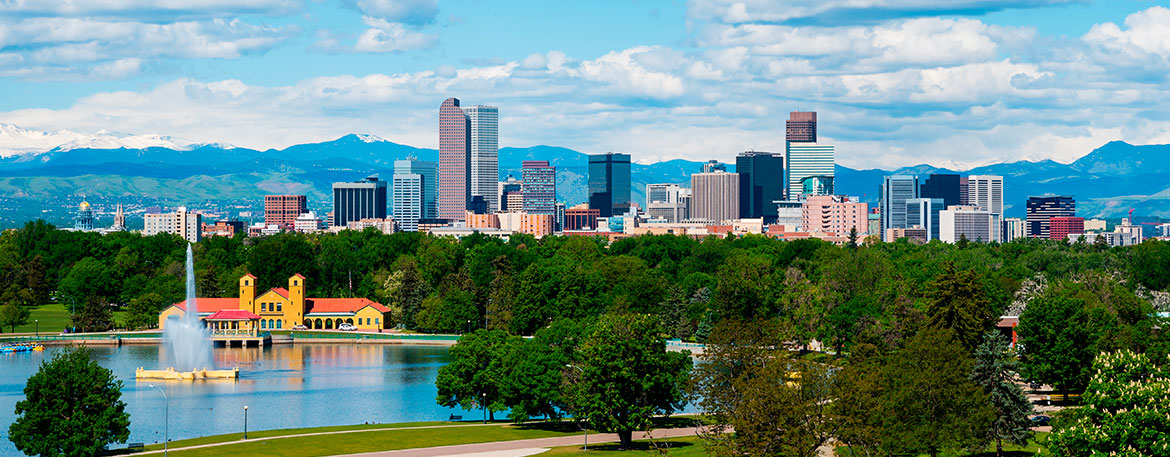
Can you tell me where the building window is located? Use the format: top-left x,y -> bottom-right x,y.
277,320 -> 282,329
376,318 -> 380,326
261,320 -> 266,329
261,302 -> 266,312
277,303 -> 282,312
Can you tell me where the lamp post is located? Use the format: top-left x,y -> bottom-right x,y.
148,384 -> 168,457
566,364 -> 587,451
466,320 -> 471,335
482,392 -> 487,424
243,405 -> 249,439
34,319 -> 38,338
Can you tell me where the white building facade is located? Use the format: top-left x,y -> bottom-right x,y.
465,105 -> 499,212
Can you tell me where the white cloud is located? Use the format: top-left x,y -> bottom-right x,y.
353,16 -> 436,52
575,46 -> 686,99
340,0 -> 437,25
1083,6 -> 1170,68
687,0 -> 1074,25
0,0 -> 300,19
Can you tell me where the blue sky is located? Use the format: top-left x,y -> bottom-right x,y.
0,0 -> 1168,169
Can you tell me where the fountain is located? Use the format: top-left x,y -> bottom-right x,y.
137,244 -> 238,380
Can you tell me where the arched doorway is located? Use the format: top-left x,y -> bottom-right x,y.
276,320 -> 282,329
260,320 -> 267,329
346,318 -> 354,325
325,319 -> 334,329
314,318 -> 323,329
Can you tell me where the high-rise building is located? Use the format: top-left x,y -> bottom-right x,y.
1049,216 -> 1085,241
905,198 -> 945,241
967,175 -> 1004,215
74,201 -> 94,231
465,105 -> 499,212
786,143 -> 835,201
439,97 -> 470,221
940,205 -> 1001,244
144,207 -> 202,243
393,159 -> 437,218
588,153 -> 632,217
920,174 -> 962,207
1026,195 -> 1075,238
700,160 -> 727,173
565,206 -> 600,231
881,175 -> 919,241
786,111 -> 816,143
800,175 -> 834,196
690,171 -> 739,222
497,175 -> 522,212
392,173 -> 423,232
801,195 -> 867,235
1003,217 -> 1026,242
776,201 -> 804,231
959,177 -> 970,205
521,161 -> 556,215
646,183 -> 690,223
264,195 -> 307,228
736,151 -> 784,222
332,176 -> 387,228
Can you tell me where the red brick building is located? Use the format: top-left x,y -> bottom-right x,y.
265,195 -> 307,228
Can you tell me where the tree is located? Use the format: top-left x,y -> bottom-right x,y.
692,319 -> 838,457
435,329 -> 519,421
124,292 -> 167,330
881,328 -> 994,457
58,257 -> 117,309
0,301 -> 31,332
8,347 -> 131,456
73,295 -> 114,332
925,262 -> 994,350
970,332 -> 1033,457
567,313 -> 692,448
383,257 -> 431,328
499,319 -> 585,421
833,343 -> 888,456
847,227 -> 859,250
1016,285 -> 1096,395
958,233 -> 970,249
1045,350 -> 1170,456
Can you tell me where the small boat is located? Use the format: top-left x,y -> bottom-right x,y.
1,343 -> 45,353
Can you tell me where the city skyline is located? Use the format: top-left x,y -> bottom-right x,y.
0,1 -> 1168,170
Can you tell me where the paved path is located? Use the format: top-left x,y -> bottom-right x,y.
332,427 -> 703,457
132,422 -> 509,455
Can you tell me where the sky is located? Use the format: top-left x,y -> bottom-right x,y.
0,0 -> 1168,170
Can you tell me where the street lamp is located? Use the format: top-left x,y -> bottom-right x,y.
566,364 -> 587,451
34,319 -> 38,338
243,405 -> 249,439
148,384 -> 168,457
466,320 -> 471,335
482,392 -> 487,424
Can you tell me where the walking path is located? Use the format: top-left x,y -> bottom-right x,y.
132,422 -> 510,455
333,427 -> 703,457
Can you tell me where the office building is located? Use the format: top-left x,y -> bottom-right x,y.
264,195 -> 307,228
775,201 -> 804,231
786,111 -> 817,143
867,212 -> 881,237
468,196 -> 489,215
465,105 -> 499,212
294,212 -> 325,233
394,159 -> 437,217
690,171 -> 739,222
786,142 -> 835,201
920,174 -> 962,207
881,175 -> 919,241
588,153 -> 632,217
439,97 -> 470,221
800,176 -> 834,197
736,151 -> 784,222
202,220 -> 244,238
144,207 -> 202,243
905,197 -> 945,241
967,175 -> 1004,215
392,173 -> 423,232
886,227 -> 929,244
646,183 -> 690,223
465,211 -> 500,229
1003,217 -> 1026,242
332,176 -> 387,228
940,205 -> 1001,244
498,175 -> 522,212
1026,195 -> 1075,238
521,161 -> 556,215
801,195 -> 868,235
565,206 -> 600,231
700,160 -> 727,173
1084,219 -> 1107,232
1049,216 -> 1085,241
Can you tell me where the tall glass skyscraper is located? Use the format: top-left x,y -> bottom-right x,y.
881,175 -> 919,241
785,143 -> 835,200
465,105 -> 499,212
332,176 -> 387,227
906,197 -> 945,241
521,160 -> 556,215
392,159 -> 437,232
588,153 -> 631,218
735,150 -> 783,222
438,97 -> 470,221
920,174 -> 962,207
1026,195 -> 1075,238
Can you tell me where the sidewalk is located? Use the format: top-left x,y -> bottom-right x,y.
332,427 -> 702,457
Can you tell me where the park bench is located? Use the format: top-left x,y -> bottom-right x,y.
449,414 -> 462,421
127,443 -> 144,450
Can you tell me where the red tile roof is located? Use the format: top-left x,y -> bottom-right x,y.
205,310 -> 260,321
172,298 -> 240,313
291,273 -> 306,279
268,288 -> 290,299
307,298 -> 390,314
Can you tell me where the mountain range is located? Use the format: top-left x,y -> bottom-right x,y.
0,124 -> 1167,220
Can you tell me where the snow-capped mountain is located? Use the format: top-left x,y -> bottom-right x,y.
0,124 -> 196,158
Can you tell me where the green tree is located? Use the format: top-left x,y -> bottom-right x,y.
881,328 -> 994,457
124,292 -> 167,330
1045,350 -> 1170,456
692,319 -> 838,457
499,319 -> 586,421
970,332 -> 1033,457
1017,285 -> 1096,396
0,301 -> 31,332
925,262 -> 995,350
58,257 -> 117,309
566,313 -> 692,448
435,329 -> 519,421
833,343 -> 888,457
383,257 -> 431,328
8,347 -> 131,456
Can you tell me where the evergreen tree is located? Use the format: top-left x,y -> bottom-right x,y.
925,262 -> 994,350
970,332 -> 1033,457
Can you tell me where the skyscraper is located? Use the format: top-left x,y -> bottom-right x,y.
465,105 -> 499,212
588,153 -> 632,217
940,205 -> 1001,244
735,151 -> 784,222
967,175 -> 1004,240
392,159 -> 437,232
881,175 -> 919,241
646,183 -> 689,223
786,143 -> 835,201
691,171 -> 739,223
905,197 -> 945,241
265,195 -> 307,228
498,175 -> 522,212
920,174 -> 962,207
439,97 -> 470,221
521,160 -> 556,215
1026,195 -> 1075,238
786,111 -> 816,143
332,176 -> 387,227
700,160 -> 727,173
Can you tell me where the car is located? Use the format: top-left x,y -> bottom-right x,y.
338,323 -> 358,331
1031,415 -> 1051,426
291,324 -> 308,330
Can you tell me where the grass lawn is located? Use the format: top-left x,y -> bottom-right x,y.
543,435 -> 707,456
3,303 -> 128,334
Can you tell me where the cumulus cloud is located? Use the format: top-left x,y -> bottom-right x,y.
0,0 -> 301,20
340,0 -> 438,25
687,0 -> 1076,25
1082,6 -> 1170,77
354,16 -> 437,52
